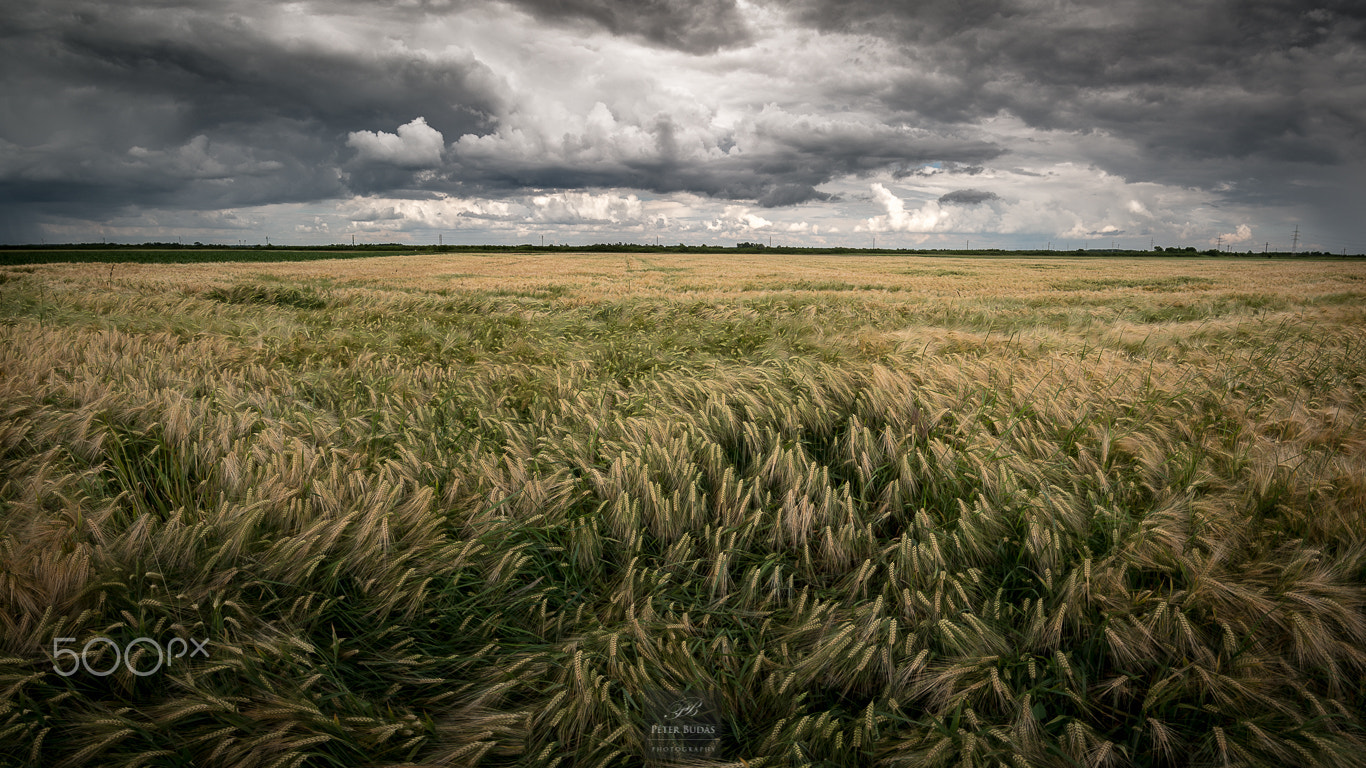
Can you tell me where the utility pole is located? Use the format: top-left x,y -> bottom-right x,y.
1291,225 -> 1299,254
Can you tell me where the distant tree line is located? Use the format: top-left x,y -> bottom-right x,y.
1,241 -> 1359,265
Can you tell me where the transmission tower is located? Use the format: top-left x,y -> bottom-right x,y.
1292,225 -> 1299,254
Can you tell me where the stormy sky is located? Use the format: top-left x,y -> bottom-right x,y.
2,0 -> 1363,251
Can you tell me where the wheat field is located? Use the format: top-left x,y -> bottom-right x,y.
2,252 -> 1365,767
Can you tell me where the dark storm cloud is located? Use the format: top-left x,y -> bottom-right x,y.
2,0 -> 1360,244
938,189 -> 999,206
0,0 -> 988,235
500,0 -> 752,53
0,0 -> 502,235
54,30 -> 502,137
776,0 -> 1366,191
796,3 -> 1362,166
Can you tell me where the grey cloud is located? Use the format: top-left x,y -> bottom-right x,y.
447,112 -> 1003,206
780,0 -> 1017,41
777,0 -> 1366,195
0,0 -> 502,226
500,0 -> 752,53
350,205 -> 408,222
50,25 -> 503,139
757,184 -> 832,207
899,163 -> 986,179
2,0 -> 1359,247
326,0 -> 753,52
938,189 -> 999,205
748,114 -> 1004,180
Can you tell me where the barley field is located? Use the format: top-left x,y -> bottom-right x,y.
2,252 -> 1365,767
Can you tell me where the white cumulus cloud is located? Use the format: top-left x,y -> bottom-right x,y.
1213,223 -> 1253,245
529,191 -> 643,224
864,183 -> 954,233
347,117 -> 445,168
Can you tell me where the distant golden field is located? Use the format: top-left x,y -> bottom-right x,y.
2,253 -> 1365,767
